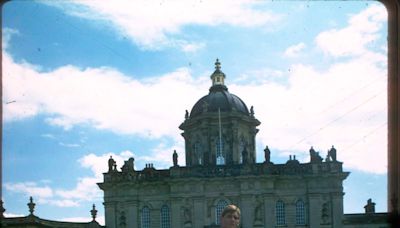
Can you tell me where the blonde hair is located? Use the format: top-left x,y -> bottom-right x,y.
221,204 -> 241,218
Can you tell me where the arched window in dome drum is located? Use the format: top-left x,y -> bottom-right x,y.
215,199 -> 228,225
216,140 -> 225,165
194,142 -> 202,165
239,137 -> 246,164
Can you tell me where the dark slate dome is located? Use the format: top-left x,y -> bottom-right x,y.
189,85 -> 250,118
189,59 -> 250,118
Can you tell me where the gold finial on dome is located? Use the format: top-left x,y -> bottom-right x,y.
215,58 -> 221,70
211,58 -> 225,86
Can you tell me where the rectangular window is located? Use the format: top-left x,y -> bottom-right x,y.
141,206 -> 150,228
276,201 -> 285,226
295,200 -> 306,225
160,205 -> 170,228
216,140 -> 225,165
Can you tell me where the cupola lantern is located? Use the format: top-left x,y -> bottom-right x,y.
210,58 -> 226,86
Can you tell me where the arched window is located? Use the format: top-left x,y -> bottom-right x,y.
215,199 -> 228,225
141,206 -> 150,228
194,142 -> 202,165
216,140 -> 225,165
295,200 -> 306,225
275,200 -> 285,226
160,205 -> 170,228
239,139 -> 245,164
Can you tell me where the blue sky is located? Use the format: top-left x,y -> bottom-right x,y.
3,0 -> 388,224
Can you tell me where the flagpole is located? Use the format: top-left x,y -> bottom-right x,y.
218,108 -> 222,162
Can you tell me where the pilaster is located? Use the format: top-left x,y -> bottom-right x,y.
193,198 -> 205,228
104,201 -> 117,228
308,194 -> 321,227
171,199 -> 182,228
125,201 -> 138,228
331,192 -> 344,228
240,195 -> 253,228
264,195 -> 275,228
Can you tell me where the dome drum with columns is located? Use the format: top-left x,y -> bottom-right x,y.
180,59 -> 260,167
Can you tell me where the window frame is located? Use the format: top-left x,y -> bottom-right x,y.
275,200 -> 286,226
141,206 -> 150,228
160,205 -> 171,228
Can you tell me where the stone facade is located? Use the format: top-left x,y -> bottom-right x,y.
99,159 -> 348,228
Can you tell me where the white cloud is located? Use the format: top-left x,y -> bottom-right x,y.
4,182 -> 83,208
315,4 -> 387,57
4,151 -> 138,210
284,42 -> 306,57
55,177 -> 102,202
2,27 -> 20,50
41,134 -> 56,139
178,40 -> 206,53
59,142 -> 81,148
134,141 -> 185,169
79,151 -> 134,178
232,55 -> 387,174
4,212 -> 25,218
51,149 -> 179,208
5,182 -> 54,199
3,52 -> 208,140
47,199 -> 80,207
44,0 -> 281,50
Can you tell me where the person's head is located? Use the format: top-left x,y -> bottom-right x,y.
220,204 -> 240,228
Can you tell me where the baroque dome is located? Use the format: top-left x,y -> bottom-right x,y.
189,85 -> 250,118
189,59 -> 250,118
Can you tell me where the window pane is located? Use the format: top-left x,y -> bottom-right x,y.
160,205 -> 170,228
215,200 -> 228,224
141,206 -> 150,228
276,200 -> 285,226
295,200 -> 306,225
216,140 -> 225,165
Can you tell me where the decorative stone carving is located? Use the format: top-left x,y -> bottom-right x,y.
119,211 -> 126,227
309,147 -> 323,163
90,204 -> 97,221
328,145 -> 337,161
321,202 -> 331,224
121,157 -> 134,173
27,196 -> 35,215
108,156 -> 116,172
264,146 -> 271,164
173,150 -> 179,167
